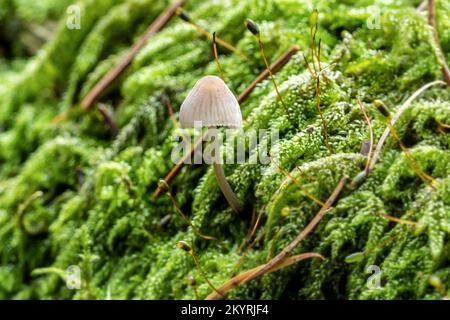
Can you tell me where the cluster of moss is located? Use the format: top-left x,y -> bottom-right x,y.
0,0 -> 449,299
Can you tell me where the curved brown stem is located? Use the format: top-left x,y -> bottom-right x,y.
368,80 -> 445,173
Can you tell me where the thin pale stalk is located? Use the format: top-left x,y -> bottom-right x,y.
368,80 -> 445,173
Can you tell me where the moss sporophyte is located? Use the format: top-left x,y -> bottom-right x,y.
0,0 -> 450,300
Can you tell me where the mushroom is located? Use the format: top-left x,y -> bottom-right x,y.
179,75 -> 244,212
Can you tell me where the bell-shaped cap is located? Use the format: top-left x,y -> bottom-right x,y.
179,75 -> 242,128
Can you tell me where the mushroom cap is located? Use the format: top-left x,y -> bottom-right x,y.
179,75 -> 242,128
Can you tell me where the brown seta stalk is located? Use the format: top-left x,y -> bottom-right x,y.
206,176 -> 348,299
268,155 -> 325,206
158,180 -> 217,241
177,8 -> 247,59
81,0 -> 187,110
368,81 -> 445,189
162,95 -> 179,127
52,0 -> 187,123
308,10 -> 332,154
212,32 -> 225,80
368,81 -> 444,172
152,46 -> 300,199
244,19 -> 290,117
97,103 -> 119,137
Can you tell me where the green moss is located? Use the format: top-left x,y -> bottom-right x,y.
0,0 -> 449,300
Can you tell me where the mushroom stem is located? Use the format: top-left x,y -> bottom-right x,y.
213,162 -> 244,213
209,128 -> 244,213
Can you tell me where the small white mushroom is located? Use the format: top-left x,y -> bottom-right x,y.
180,76 -> 242,128
179,75 -> 244,212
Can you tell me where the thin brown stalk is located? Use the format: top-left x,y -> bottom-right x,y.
256,35 -> 290,117
162,95 -> 178,127
207,176 -> 347,298
152,46 -> 300,199
238,207 -> 259,252
357,97 -> 374,174
317,38 -> 323,72
385,121 -> 437,189
212,32 -> 225,80
190,251 -> 223,297
97,103 -> 119,137
429,275 -> 450,299
301,54 -> 315,77
177,9 -> 247,59
309,11 -> 331,154
206,253 -> 324,300
315,74 -> 332,154
240,204 -> 266,252
438,122 -> 450,130
310,10 -> 319,76
268,155 -> 325,206
237,45 -> 300,102
233,230 -> 266,275
152,131 -> 208,199
50,110 -> 71,124
165,190 -> 217,241
80,0 -> 187,110
239,166 -> 319,262
16,191 -> 46,235
365,229 -> 409,255
368,80 -> 445,173
428,0 -> 450,86
380,214 -> 417,226
186,276 -> 199,299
